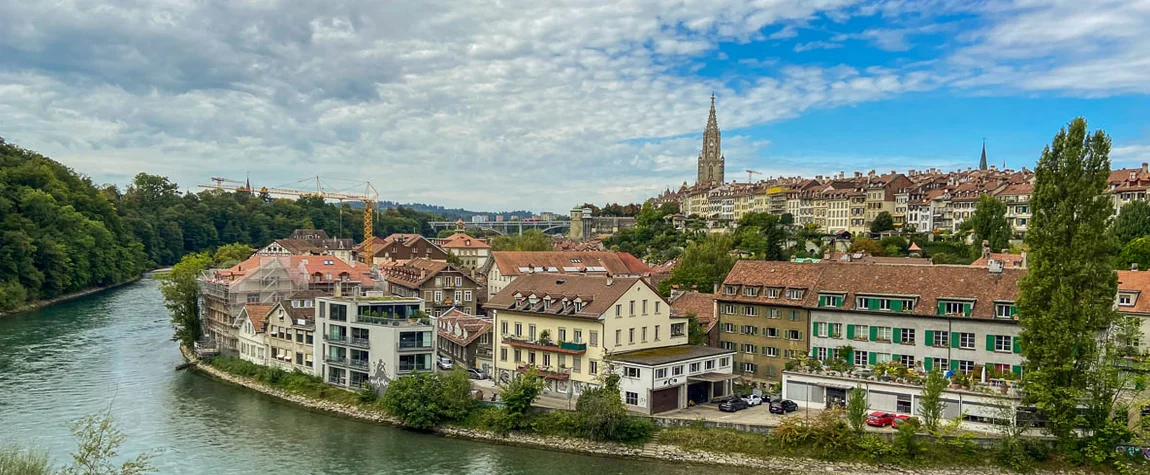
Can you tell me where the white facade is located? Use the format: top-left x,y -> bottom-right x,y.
313,296 -> 436,390
783,371 -> 1021,422
613,348 -> 736,414
237,311 -> 267,366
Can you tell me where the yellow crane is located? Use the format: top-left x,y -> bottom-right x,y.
745,169 -> 762,183
199,176 -> 380,261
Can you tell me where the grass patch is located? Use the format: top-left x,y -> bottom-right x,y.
203,356 -> 361,407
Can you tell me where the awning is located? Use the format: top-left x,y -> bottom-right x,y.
688,372 -> 736,383
814,382 -> 855,390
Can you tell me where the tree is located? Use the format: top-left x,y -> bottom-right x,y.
1113,201 -> 1150,247
1018,117 -> 1121,449
211,243 -> 253,267
733,212 -> 785,260
848,237 -> 884,256
967,195 -> 1012,254
846,385 -> 868,433
159,252 -> 212,349
491,229 -> 552,251
380,371 -> 472,429
917,369 -> 947,434
501,372 -> 544,428
1117,236 -> 1150,271
666,234 -> 734,292
686,314 -> 707,345
60,414 -> 154,475
870,212 -> 895,233
576,373 -> 628,441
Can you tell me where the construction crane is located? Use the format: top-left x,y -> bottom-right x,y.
199,176 -> 380,261
745,169 -> 762,183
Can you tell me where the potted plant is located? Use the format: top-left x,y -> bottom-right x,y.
539,330 -> 551,345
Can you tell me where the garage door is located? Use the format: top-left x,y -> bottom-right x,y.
650,387 -> 679,414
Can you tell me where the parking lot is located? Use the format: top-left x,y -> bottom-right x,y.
656,398 -> 824,425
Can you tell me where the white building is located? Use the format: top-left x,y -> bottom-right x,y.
314,295 -> 436,390
612,346 -> 735,414
236,305 -> 272,366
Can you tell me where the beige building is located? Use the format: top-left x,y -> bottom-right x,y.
237,305 -> 272,366
437,230 -> 491,269
381,258 -> 481,316
483,251 -> 650,298
264,292 -> 320,372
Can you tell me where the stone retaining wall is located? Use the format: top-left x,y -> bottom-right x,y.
180,347 -> 1082,474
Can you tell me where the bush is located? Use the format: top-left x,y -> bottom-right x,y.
893,418 -> 922,458
501,373 -> 544,429
576,374 -> 628,441
0,445 -> 50,475
378,370 -> 474,430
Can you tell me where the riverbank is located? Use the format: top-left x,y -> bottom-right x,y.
180,347 -> 1087,474
0,275 -> 143,318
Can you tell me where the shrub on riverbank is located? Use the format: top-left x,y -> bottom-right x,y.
378,370 -> 473,430
203,356 -> 359,406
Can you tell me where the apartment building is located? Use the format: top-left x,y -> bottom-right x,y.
263,292 -> 320,373
483,251 -> 650,298
716,261 -> 822,389
356,233 -> 449,265
314,296 -> 435,390
437,230 -> 492,269
1118,268 -> 1150,353
437,308 -> 494,374
486,274 -> 733,413
382,258 -> 480,316
237,305 -> 272,365
1110,163 -> 1150,212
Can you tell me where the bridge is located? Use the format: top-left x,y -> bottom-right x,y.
428,220 -> 571,236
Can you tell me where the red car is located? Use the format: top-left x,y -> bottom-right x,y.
865,412 -> 898,427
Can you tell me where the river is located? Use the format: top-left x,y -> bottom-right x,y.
0,278 -> 744,474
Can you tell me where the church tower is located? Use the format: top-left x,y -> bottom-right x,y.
697,93 -> 725,186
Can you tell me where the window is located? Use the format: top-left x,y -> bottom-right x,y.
642,300 -> 648,314
741,362 -> 758,374
616,304 -> 621,317
543,353 -> 551,367
812,322 -> 825,338
765,347 -> 779,357
995,304 -> 1016,318
629,301 -> 635,315
671,323 -> 686,337
830,323 -> 843,338
705,359 -> 715,370
625,392 -> 639,405
464,291 -> 472,302
932,331 -> 949,347
654,325 -> 660,341
573,356 -> 582,372
624,367 -> 640,378
722,323 -> 735,333
1119,294 -> 1133,306
615,329 -> 622,346
742,343 -> 757,353
768,308 -> 779,318
434,291 -> 443,302
655,301 -> 661,313
875,353 -> 892,364
942,301 -> 967,315
741,325 -> 757,335
898,328 -> 915,344
672,365 -> 684,376
897,395 -> 912,414
879,299 -> 891,310
744,306 -> 759,316
854,351 -> 868,366
500,348 -> 507,361
819,294 -> 844,307
641,327 -> 647,342
573,330 -> 582,343
789,310 -> 799,321
589,360 -> 598,374
958,360 -> 974,373
720,357 -> 730,367
899,354 -> 915,367
959,332 -> 975,349
655,368 -> 667,378
931,358 -> 948,371
629,328 -> 635,344
514,349 -> 522,362
815,347 -> 828,361
528,352 -> 536,364
853,325 -> 868,340
766,288 -> 781,298
724,285 -> 737,295
689,362 -> 700,373
514,323 -> 522,336
743,286 -> 759,297
558,328 -> 567,342
875,327 -> 892,342
765,327 -> 778,338
786,289 -> 804,300
454,291 -> 462,303
786,330 -> 801,340
720,341 -> 736,350
901,299 -> 916,311
590,331 -> 598,346
994,335 -> 1012,352
529,324 -> 536,340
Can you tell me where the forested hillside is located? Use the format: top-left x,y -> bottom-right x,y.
0,139 -> 148,309
0,138 -> 445,311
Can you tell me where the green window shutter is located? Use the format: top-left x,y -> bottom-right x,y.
950,332 -> 960,348
963,303 -> 972,317
868,299 -> 879,310
925,330 -> 934,346
810,347 -> 817,358
812,320 -> 817,336
986,334 -> 995,351
949,359 -> 959,371
937,301 -> 946,315
869,326 -> 878,341
892,353 -> 900,363
818,295 -> 826,307
868,352 -> 877,365
923,358 -> 933,371
891,300 -> 903,312
1013,337 -> 1021,354
1012,365 -> 1023,378
844,348 -> 853,362
892,328 -> 902,343
846,324 -> 855,340
1010,306 -> 1018,317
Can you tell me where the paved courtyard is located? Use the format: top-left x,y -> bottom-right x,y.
657,399 -> 822,425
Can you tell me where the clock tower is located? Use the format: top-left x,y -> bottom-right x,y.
697,93 -> 725,186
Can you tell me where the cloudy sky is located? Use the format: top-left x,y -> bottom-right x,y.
2,0 -> 1149,212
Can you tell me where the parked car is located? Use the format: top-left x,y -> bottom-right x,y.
866,412 -> 898,427
719,398 -> 750,412
892,415 -> 919,429
436,357 -> 454,370
740,394 -> 763,406
467,368 -> 487,379
768,399 -> 797,414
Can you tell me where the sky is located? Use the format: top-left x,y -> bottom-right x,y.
2,0 -> 1150,212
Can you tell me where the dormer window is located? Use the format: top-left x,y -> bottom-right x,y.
786,289 -> 804,300
543,297 -> 552,310
575,302 -> 583,312
995,303 -> 1017,319
723,285 -> 737,295
938,300 -> 972,317
742,286 -> 759,297
766,288 -> 781,298
1119,293 -> 1134,306
570,258 -> 582,263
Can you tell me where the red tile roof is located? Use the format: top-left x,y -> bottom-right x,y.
970,253 -> 1026,268
485,274 -> 655,319
490,251 -> 647,277
439,233 -> 491,249
437,308 -> 493,346
241,305 -> 273,331
1118,270 -> 1150,315
215,255 -> 373,287
670,291 -> 718,332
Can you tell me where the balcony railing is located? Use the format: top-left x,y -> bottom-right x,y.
328,377 -> 347,386
398,363 -> 433,372
349,359 -> 369,369
517,364 -> 571,381
501,337 -> 587,354
325,356 -> 348,365
357,315 -> 431,327
348,337 -> 370,348
398,342 -> 433,351
325,334 -> 348,343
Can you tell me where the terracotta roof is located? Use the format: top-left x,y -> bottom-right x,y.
214,255 -> 373,287
490,251 -> 646,277
994,183 -> 1033,197
970,253 -> 1026,268
613,251 -> 653,274
669,291 -> 718,333
1118,270 -> 1150,315
274,239 -> 321,254
485,274 -> 655,319
825,252 -> 934,266
439,233 -> 491,249
241,305 -> 273,331
721,261 -> 826,308
437,308 -> 493,346
382,257 -> 451,288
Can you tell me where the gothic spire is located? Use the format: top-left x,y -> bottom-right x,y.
979,139 -> 988,170
706,92 -> 718,132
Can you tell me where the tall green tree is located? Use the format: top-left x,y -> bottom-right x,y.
732,212 -> 785,260
917,369 -> 947,434
1018,117 -> 1121,449
967,195 -> 1012,254
576,373 -> 628,441
686,314 -> 708,345
160,252 -> 212,348
846,386 -> 868,433
870,211 -> 895,233
1117,236 -> 1150,272
666,234 -> 735,293
490,229 -> 552,251
211,243 -> 254,267
1112,201 -> 1150,247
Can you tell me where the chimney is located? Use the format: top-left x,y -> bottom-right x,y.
605,274 -> 614,286
713,282 -> 720,293
982,240 -> 990,259
1143,162 -> 1149,173
1133,263 -> 1140,272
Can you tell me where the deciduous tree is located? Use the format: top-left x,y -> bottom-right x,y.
1112,201 -> 1150,247
917,369 -> 946,434
159,252 -> 212,348
870,212 -> 895,233
967,195 -> 1012,254
666,234 -> 735,292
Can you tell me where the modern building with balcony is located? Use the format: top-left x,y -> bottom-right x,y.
313,295 -> 436,391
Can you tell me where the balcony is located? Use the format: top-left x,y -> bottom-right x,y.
349,359 -> 369,369
325,356 -> 348,366
517,364 -> 571,381
398,342 -> 434,352
325,334 -> 348,344
357,315 -> 431,327
398,363 -> 433,373
327,377 -> 347,387
501,336 -> 587,355
348,337 -> 370,348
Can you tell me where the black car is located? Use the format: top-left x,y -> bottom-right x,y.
769,399 -> 798,414
718,398 -> 750,412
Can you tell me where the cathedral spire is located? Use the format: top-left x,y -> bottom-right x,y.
979,139 -> 988,170
697,93 -> 724,186
706,92 -> 718,132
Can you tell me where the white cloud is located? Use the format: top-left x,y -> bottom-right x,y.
794,41 -> 844,52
